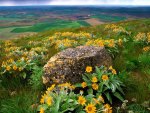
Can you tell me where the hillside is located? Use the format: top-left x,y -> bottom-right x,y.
0,19 -> 150,113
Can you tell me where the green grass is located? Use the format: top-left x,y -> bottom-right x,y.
0,89 -> 39,113
92,14 -> 127,22
0,26 -> 35,40
0,18 -> 150,112
77,20 -> 91,26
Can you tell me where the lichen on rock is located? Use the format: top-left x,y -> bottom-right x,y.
43,46 -> 112,86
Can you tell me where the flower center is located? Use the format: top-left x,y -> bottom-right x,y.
88,107 -> 92,111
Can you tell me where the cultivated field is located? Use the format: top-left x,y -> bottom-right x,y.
0,6 -> 149,39
85,18 -> 104,25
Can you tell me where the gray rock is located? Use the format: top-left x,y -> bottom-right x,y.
43,46 -> 112,85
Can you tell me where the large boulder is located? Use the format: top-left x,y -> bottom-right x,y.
43,46 -> 112,85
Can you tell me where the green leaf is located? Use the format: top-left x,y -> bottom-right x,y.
22,72 -> 26,79
113,92 -> 124,102
85,73 -> 92,80
103,86 -> 108,92
78,111 -> 86,113
87,88 -> 93,95
105,82 -> 110,89
75,105 -> 84,113
98,82 -> 104,93
117,86 -> 125,95
75,83 -> 81,87
37,104 -> 48,111
82,75 -> 90,83
105,92 -> 112,104
95,66 -> 103,79
110,83 -> 116,93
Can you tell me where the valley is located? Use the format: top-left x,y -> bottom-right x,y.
0,6 -> 150,39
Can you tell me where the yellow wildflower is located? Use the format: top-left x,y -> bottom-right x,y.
19,67 -> 23,71
86,66 -> 92,73
92,83 -> 99,90
134,32 -> 146,41
9,59 -> 14,63
40,107 -> 44,113
92,76 -> 98,83
71,85 -> 76,90
108,43 -> 115,48
112,69 -> 117,75
47,84 -> 55,91
78,96 -> 86,106
93,98 -> 100,104
81,82 -> 87,88
98,41 -> 104,47
98,96 -> 104,103
109,66 -> 113,70
58,83 -> 74,89
40,98 -> 44,104
46,96 -> 52,106
103,104 -> 112,113
118,39 -> 123,46
6,66 -> 11,71
85,103 -> 96,113
102,75 -> 109,81
13,65 -> 17,71
143,46 -> 150,52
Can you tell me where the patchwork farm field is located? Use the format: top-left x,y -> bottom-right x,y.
0,6 -> 150,39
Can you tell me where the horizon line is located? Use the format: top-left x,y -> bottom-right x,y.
0,4 -> 150,7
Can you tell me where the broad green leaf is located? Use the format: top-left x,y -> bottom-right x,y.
103,86 -> 108,92
117,86 -> 125,95
113,92 -> 124,102
82,75 -> 90,83
99,82 -> 104,93
95,66 -> 103,79
105,92 -> 112,104
87,88 -> 93,94
110,83 -> 116,93
105,82 -> 110,89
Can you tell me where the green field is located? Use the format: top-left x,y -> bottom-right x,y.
0,11 -> 127,39
92,14 -> 127,22
0,16 -> 22,21
11,20 -> 90,33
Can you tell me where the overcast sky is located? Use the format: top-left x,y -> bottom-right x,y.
0,0 -> 150,6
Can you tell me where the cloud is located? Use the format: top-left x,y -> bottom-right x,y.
0,0 -> 150,6
49,0 -> 150,5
